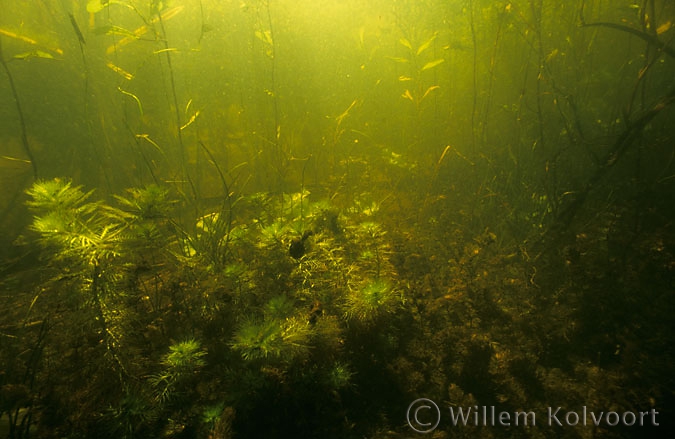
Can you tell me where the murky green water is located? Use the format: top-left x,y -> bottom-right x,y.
1,1 -> 673,437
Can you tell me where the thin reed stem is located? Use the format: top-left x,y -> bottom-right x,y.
0,37 -> 38,179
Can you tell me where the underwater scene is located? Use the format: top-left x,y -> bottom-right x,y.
1,0 -> 674,438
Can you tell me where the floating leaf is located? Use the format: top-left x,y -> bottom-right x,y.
88,0 -> 129,13
0,28 -> 37,45
416,33 -> 437,55
93,25 -> 136,38
1,155 -> 31,164
154,48 -> 178,55
421,58 -> 445,71
255,30 -> 273,46
656,21 -> 672,35
180,111 -> 201,131
117,87 -> 143,116
387,56 -> 409,63
0,28 -> 63,55
159,6 -> 184,21
402,89 -> 414,101
87,0 -> 109,13
545,48 -> 559,62
13,50 -> 55,60
135,134 -> 164,154
105,6 -> 183,55
399,37 -> 412,50
421,85 -> 440,101
106,62 -> 134,80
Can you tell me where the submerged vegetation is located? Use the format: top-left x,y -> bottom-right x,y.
1,0 -> 674,438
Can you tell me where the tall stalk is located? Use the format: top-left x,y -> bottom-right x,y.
265,0 -> 280,160
157,18 -> 185,163
156,10 -> 198,205
468,0 -> 478,152
0,37 -> 38,179
68,9 -> 112,190
530,0 -> 546,155
260,0 -> 286,190
198,140 -> 236,266
480,5 -> 506,146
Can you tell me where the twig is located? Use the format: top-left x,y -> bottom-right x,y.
553,87 -> 675,230
580,21 -> 675,59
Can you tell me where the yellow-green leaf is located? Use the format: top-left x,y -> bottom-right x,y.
416,33 -> 437,55
87,0 -> 108,13
421,58 -> 445,71
656,21 -> 672,35
399,37 -> 412,50
421,85 -> 440,101
13,50 -> 55,60
545,48 -> 559,63
402,89 -> 414,101
255,30 -> 273,45
387,56 -> 410,63
93,25 -> 136,38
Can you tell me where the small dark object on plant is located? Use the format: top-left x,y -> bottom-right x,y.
289,230 -> 313,259
308,300 -> 323,325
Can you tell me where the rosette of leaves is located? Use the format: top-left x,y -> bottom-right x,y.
26,178 -> 124,265
112,184 -> 178,266
150,339 -> 207,404
231,315 -> 313,363
114,184 -> 174,221
343,279 -> 401,325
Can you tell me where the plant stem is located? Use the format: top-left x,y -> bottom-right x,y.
0,37 -> 38,179
199,140 -> 234,265
468,0 -> 478,152
266,0 -> 279,150
481,6 -> 505,146
157,15 -> 188,180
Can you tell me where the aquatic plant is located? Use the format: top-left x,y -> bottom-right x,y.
351,221 -> 396,280
162,339 -> 207,371
264,294 -> 296,319
325,361 -> 354,391
343,279 -> 400,325
25,178 -> 138,269
201,401 -> 225,426
150,339 -> 207,404
231,317 -> 284,361
231,315 -> 313,363
15,158 -> 417,437
104,389 -> 156,439
114,184 -> 174,221
258,220 -> 287,249
23,178 -> 150,428
201,402 -> 235,438
187,211 -> 235,271
393,30 -> 444,113
25,178 -> 93,214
